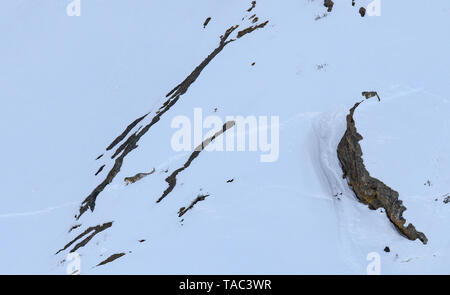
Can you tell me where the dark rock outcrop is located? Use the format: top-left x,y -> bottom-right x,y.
443,194 -> 450,204
56,222 -> 113,254
237,21 -> 269,38
203,17 -> 211,28
337,102 -> 428,244
247,1 -> 256,12
178,194 -> 210,217
95,165 -> 105,176
96,253 -> 125,267
359,7 -> 366,17
157,121 -> 235,203
324,0 -> 334,12
361,91 -> 380,101
76,18 -> 269,220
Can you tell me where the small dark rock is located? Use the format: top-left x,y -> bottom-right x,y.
203,17 -> 211,28
384,246 -> 390,253
359,7 -> 366,17
95,165 -> 105,176
324,0 -> 334,12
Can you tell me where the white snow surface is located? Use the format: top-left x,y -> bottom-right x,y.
1,0 -> 450,274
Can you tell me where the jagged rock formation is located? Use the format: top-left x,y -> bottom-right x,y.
57,5 -> 270,268
56,222 -> 113,254
337,102 -> 428,244
443,194 -> 450,204
157,121 -> 235,203
361,91 -> 380,101
324,0 -> 334,12
237,21 -> 269,38
178,194 -> 210,217
76,17 -> 269,219
247,1 -> 256,12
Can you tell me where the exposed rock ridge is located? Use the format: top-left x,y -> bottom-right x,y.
237,21 -> 268,38
178,194 -> 210,217
337,102 -> 428,244
96,253 -> 126,267
157,121 -> 235,203
247,1 -> 256,12
56,221 -> 113,254
106,113 -> 149,151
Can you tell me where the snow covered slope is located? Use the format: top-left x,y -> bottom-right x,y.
1,0 -> 450,274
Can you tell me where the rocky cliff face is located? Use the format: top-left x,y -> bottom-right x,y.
337,102 -> 428,244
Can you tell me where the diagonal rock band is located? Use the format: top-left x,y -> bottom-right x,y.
337,102 -> 428,244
